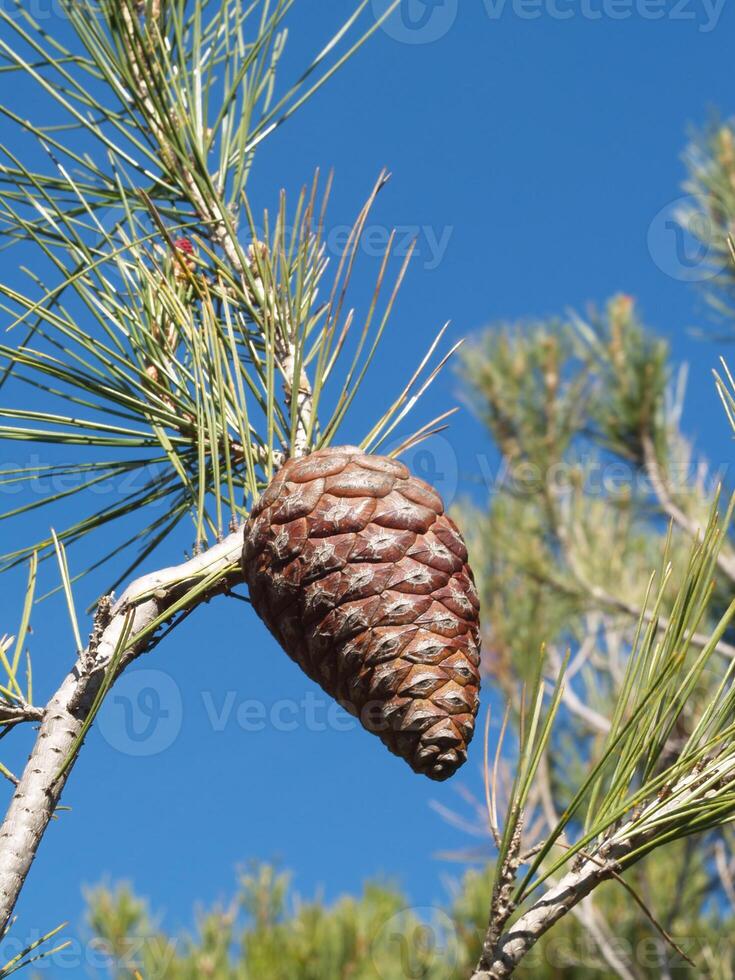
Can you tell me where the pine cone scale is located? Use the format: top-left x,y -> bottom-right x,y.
243,445 -> 481,781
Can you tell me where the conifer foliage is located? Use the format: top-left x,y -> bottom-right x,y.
0,2 -> 734,977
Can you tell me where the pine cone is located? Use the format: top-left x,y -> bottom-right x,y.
242,446 -> 481,780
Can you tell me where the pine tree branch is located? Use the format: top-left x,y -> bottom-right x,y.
118,2 -> 313,461
471,828 -> 697,980
581,581 -> 735,661
0,529 -> 244,931
536,748 -> 636,980
0,705 -> 44,729
542,485 -> 735,660
471,845 -> 628,979
473,747 -> 732,977
642,434 -> 735,583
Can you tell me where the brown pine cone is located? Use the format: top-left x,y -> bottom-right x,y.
242,446 -> 481,781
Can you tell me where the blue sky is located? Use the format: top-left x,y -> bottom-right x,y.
1,0 -> 735,966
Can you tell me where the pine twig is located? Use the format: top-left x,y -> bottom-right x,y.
117,8 -> 313,463
642,434 -> 735,584
0,529 -> 245,931
471,842 -> 629,980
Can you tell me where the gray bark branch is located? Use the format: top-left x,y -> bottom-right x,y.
0,529 -> 244,931
471,853 -> 619,979
642,434 -> 735,584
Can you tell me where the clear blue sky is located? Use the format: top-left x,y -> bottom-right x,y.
1,0 -> 735,963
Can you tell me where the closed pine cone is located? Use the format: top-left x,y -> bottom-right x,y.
242,446 -> 481,780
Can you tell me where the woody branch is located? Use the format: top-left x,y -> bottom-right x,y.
0,530 -> 246,931
0,3 -> 320,932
